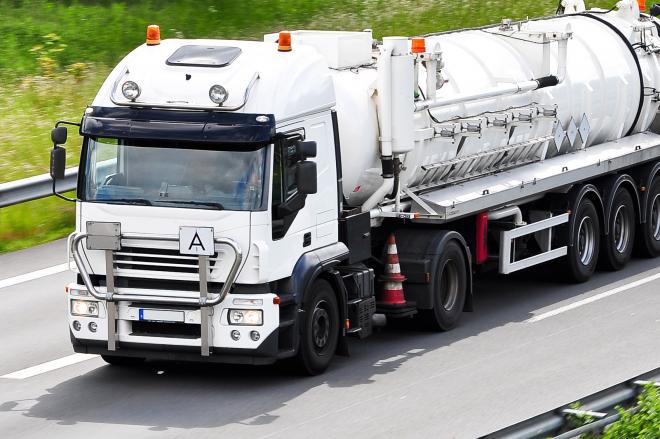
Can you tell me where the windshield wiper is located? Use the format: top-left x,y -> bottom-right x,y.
101,198 -> 153,206
163,200 -> 225,210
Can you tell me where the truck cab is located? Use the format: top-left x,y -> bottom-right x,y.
53,29 -> 370,374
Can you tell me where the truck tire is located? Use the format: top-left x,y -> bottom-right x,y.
101,355 -> 144,367
600,188 -> 636,270
296,279 -> 339,375
565,198 -> 601,282
419,240 -> 467,331
637,178 -> 660,257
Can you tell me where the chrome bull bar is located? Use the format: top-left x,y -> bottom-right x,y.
70,231 -> 243,356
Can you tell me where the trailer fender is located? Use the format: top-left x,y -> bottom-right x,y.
629,161 -> 660,224
394,229 -> 473,312
566,184 -> 605,246
595,174 -> 641,232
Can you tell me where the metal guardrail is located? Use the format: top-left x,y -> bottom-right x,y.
482,366 -> 660,439
0,167 -> 77,207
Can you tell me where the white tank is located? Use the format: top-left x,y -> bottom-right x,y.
333,5 -> 660,208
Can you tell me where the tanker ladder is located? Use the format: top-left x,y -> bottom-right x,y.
480,366 -> 660,439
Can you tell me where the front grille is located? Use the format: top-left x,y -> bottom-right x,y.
113,245 -> 218,281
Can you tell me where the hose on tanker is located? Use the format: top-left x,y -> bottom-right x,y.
576,12 -> 645,136
422,10 -> 645,136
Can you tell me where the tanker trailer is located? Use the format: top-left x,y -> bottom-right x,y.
50,0 -> 660,373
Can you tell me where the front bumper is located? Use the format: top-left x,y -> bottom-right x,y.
71,330 -> 281,365
67,285 -> 292,363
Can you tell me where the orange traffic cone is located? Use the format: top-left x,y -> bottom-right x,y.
379,233 -> 407,305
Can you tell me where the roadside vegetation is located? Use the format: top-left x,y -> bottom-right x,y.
567,384 -> 660,438
0,0 -> 612,252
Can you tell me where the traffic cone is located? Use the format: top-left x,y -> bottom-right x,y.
379,233 -> 407,305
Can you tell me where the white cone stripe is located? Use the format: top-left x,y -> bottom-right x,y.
387,244 -> 398,253
384,281 -> 404,290
386,263 -> 402,273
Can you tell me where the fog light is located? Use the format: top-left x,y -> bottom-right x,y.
231,330 -> 241,341
71,299 -> 100,317
73,320 -> 81,331
122,81 -> 141,101
250,331 -> 260,341
209,84 -> 228,105
88,322 -> 97,332
228,309 -> 263,326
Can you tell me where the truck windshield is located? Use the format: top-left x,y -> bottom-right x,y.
82,137 -> 267,211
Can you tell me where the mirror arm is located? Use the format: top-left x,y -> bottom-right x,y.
55,120 -> 81,129
52,178 -> 77,203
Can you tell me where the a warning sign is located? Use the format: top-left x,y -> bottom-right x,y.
179,227 -> 214,256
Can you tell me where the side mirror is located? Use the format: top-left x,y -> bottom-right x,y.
50,147 -> 66,180
296,161 -> 317,195
652,4 -> 660,16
51,126 -> 68,145
296,140 -> 317,160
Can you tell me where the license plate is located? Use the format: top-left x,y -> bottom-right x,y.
139,309 -> 185,323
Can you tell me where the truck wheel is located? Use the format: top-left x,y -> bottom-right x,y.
296,279 -> 339,375
600,188 -> 636,270
419,240 -> 467,331
565,198 -> 600,282
637,178 -> 660,257
101,355 -> 144,367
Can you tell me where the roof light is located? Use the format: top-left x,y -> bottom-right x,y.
209,84 -> 228,105
146,24 -> 161,45
411,37 -> 426,54
121,81 -> 141,101
278,31 -> 292,52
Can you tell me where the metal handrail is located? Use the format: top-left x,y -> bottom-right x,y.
70,232 -> 243,306
0,167 -> 77,208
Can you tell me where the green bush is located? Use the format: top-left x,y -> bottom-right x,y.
602,384 -> 660,439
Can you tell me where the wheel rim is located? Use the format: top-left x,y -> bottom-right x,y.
613,204 -> 631,253
577,215 -> 596,266
312,300 -> 331,353
652,194 -> 660,242
439,259 -> 459,311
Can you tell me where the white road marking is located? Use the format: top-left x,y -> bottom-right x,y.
527,272 -> 660,323
0,263 -> 69,289
1,354 -> 98,380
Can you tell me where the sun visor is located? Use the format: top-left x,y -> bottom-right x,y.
81,107 -> 275,147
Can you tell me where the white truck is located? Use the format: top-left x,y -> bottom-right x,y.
50,1 -> 660,374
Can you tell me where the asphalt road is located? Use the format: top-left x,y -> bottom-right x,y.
1,239 -> 659,439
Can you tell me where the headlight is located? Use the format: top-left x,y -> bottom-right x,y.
71,299 -> 99,317
209,84 -> 228,105
122,81 -> 141,101
228,309 -> 263,326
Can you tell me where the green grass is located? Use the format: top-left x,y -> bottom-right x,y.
0,0 -> 614,253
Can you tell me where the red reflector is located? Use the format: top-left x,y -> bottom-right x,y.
273,296 -> 281,305
345,319 -> 350,330
476,212 -> 488,265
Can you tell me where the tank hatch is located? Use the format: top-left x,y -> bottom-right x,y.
166,45 -> 242,68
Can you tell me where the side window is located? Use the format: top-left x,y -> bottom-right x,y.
271,136 -> 300,207
271,133 -> 303,240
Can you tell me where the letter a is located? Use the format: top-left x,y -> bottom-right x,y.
189,231 -> 206,252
